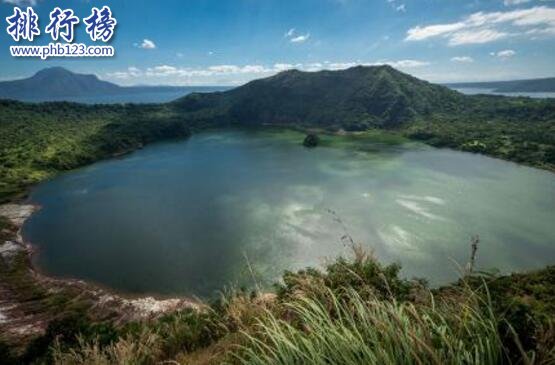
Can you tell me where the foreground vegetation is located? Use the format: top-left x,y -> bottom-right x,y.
1,244 -> 552,365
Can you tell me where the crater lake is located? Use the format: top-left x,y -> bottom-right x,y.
22,129 -> 555,297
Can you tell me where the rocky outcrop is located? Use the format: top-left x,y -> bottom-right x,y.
303,134 -> 320,148
0,204 -> 35,227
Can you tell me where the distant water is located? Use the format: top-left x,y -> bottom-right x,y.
23,130 -> 555,297
453,87 -> 555,98
19,87 -> 230,104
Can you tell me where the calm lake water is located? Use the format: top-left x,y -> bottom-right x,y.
452,87 -> 555,99
23,130 -> 555,297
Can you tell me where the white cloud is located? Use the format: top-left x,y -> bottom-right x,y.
284,28 -> 295,37
290,33 -> 310,43
106,72 -> 131,79
406,23 -> 467,41
273,63 -> 295,72
139,39 -> 156,49
327,62 -> 358,70
105,60 -> 430,86
127,66 -> 141,76
451,56 -> 474,63
107,66 -> 142,79
406,6 -> 555,45
494,49 -> 516,58
448,28 -> 507,45
284,28 -> 310,43
386,59 -> 430,68
153,65 -> 177,73
504,0 -> 532,6
387,0 -> 407,13
305,62 -> 324,71
2,0 -> 37,5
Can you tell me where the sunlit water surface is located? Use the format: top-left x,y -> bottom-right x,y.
23,130 -> 555,296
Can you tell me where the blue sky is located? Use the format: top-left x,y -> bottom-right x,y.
1,0 -> 554,85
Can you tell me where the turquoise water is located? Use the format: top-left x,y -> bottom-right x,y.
23,130 -> 555,297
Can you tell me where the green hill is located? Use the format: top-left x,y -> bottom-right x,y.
174,65 -> 555,130
174,65 -> 467,129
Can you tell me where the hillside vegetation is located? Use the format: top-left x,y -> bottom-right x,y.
2,245 -> 553,364
0,100 -> 191,201
172,65 -> 468,128
2,66 -> 555,201
173,65 -> 555,126
173,65 -> 555,170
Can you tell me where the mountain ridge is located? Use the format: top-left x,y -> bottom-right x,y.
0,67 -> 226,101
174,65 -> 469,129
0,67 -> 121,99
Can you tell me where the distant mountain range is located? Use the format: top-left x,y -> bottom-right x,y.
2,67 -> 553,104
0,67 -> 226,102
446,77 -> 555,93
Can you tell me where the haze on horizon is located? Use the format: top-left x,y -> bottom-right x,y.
1,0 -> 554,86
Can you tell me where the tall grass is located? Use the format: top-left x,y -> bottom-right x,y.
235,287 -> 502,365
51,329 -> 162,365
46,248 -> 553,364
49,309 -> 225,365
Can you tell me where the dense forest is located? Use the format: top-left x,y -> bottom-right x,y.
404,95 -> 555,169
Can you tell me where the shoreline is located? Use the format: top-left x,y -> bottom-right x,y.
2,125 -> 554,206
0,202 -> 200,347
2,127 -> 554,347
